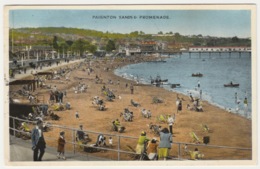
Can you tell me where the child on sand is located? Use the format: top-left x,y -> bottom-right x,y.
57,131 -> 66,160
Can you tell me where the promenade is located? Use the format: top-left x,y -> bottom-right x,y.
8,58 -> 85,83
9,136 -> 109,162
7,58 -> 111,162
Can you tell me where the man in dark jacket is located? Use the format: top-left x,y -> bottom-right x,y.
31,120 -> 46,161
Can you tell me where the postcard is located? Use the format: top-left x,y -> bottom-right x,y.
3,4 -> 257,167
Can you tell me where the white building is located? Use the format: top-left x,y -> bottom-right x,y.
119,45 -> 141,56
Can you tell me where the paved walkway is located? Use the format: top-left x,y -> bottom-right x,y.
8,59 -> 111,162
9,136 -> 110,162
8,58 -> 85,82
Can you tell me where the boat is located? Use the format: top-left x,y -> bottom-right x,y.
146,60 -> 166,63
171,84 -> 181,88
150,75 -> 168,86
224,83 -> 239,87
192,73 -> 203,77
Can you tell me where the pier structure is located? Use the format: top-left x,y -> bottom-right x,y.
188,46 -> 251,58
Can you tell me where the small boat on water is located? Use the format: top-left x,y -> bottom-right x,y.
146,60 -> 166,63
171,84 -> 181,88
150,75 -> 168,86
192,73 -> 203,77
224,82 -> 239,87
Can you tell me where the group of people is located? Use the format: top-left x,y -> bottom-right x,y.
49,88 -> 65,104
135,128 -> 173,160
32,122 -> 116,161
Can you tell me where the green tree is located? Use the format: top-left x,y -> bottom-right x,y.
105,39 -> 116,52
231,36 -> 239,43
59,42 -> 69,53
87,44 -> 97,54
158,31 -> 163,34
53,36 -> 59,50
66,40 -> 74,47
72,39 -> 87,56
129,31 -> 139,37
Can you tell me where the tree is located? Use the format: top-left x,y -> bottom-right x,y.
139,31 -> 145,35
158,31 -> 163,34
53,36 -> 59,50
231,36 -> 239,43
87,44 -> 97,54
129,31 -> 139,37
106,39 -> 116,52
72,39 -> 87,56
59,42 -> 69,53
66,40 -> 74,47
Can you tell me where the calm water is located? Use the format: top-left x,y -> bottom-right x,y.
114,52 -> 252,118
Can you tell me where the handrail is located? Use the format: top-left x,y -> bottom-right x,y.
9,115 -> 252,160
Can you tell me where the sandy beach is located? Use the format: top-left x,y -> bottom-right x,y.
9,56 -> 252,160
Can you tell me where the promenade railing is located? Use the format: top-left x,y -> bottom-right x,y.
9,116 -> 252,161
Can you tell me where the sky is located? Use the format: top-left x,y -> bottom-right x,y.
9,9 -> 251,38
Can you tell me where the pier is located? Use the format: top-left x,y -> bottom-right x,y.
187,46 -> 251,58
187,51 -> 251,59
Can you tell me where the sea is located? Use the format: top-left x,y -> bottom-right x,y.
114,52 -> 252,119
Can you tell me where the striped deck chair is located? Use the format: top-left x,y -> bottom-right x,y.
201,124 -> 210,132
190,132 -> 201,144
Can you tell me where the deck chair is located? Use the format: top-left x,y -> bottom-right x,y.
190,132 -> 201,144
52,104 -> 60,111
21,122 -> 31,132
157,114 -> 169,123
201,124 -> 210,132
156,114 -> 167,123
126,145 -> 140,160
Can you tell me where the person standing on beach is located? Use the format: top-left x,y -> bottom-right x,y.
167,114 -> 175,134
243,97 -> 248,117
31,120 -> 46,161
136,131 -> 149,154
57,131 -> 66,160
130,83 -> 134,94
75,111 -> 79,119
158,128 -> 172,160
108,137 -> 113,148
177,100 -> 182,113
197,80 -> 200,88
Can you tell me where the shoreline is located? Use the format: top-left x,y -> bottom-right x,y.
8,56 -> 252,160
113,59 -> 252,120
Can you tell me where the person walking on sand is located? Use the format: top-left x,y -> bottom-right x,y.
31,120 -> 46,161
57,131 -> 66,160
